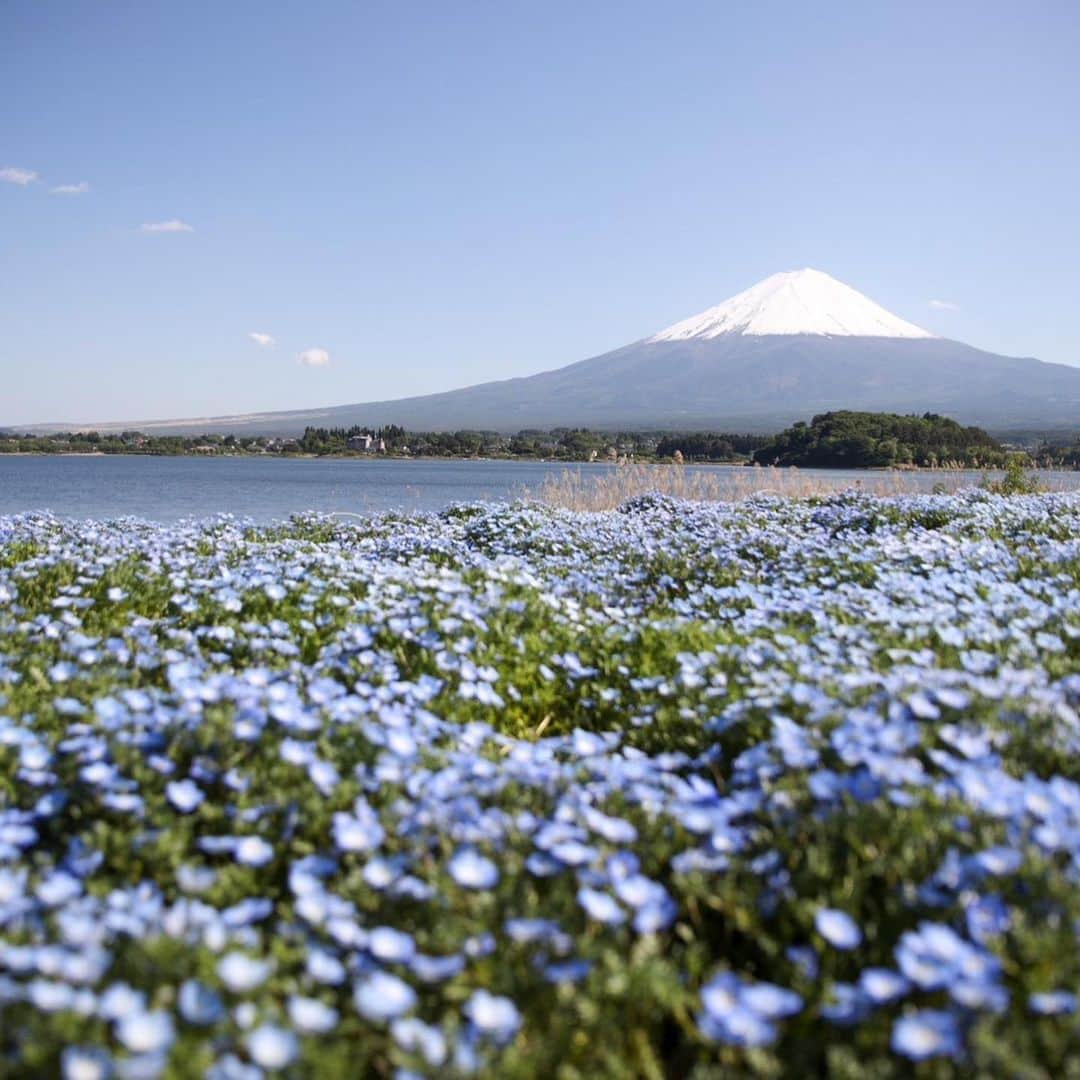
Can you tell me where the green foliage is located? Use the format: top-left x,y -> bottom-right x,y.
982,456 -> 1044,495
655,432 -> 769,462
754,411 -> 1007,469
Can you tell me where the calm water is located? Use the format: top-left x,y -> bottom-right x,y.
0,455 -> 1076,524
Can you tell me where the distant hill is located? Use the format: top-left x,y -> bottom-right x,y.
18,269 -> 1080,436
753,410 -> 1005,468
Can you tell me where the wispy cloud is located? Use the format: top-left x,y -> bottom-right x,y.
52,181 -> 89,195
297,347 -> 330,368
141,219 -> 194,233
929,299 -> 958,311
249,332 -> 276,347
1,167 -> 38,186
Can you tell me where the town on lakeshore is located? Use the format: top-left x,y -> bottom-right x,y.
5,412 -> 1080,469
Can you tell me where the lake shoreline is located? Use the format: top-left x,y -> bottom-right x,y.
0,451 -> 1070,473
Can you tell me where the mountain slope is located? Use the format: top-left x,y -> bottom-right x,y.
21,269 -> 1080,435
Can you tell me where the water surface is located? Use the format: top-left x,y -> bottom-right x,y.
0,455 -> 1075,523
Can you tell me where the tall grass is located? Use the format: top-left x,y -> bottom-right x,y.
525,463 -> 985,512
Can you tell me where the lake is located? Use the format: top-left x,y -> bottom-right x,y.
0,454 -> 1077,523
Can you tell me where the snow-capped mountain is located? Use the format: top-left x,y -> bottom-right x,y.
647,268 -> 934,341
26,270 -> 1080,435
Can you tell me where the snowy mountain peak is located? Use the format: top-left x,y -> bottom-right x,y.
648,268 -> 935,342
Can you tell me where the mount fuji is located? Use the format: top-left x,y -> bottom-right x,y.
46,269 -> 1080,434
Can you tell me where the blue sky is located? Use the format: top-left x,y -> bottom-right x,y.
2,1 -> 1078,425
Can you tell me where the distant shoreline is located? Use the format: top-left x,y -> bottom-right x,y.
2,451 -> 1075,474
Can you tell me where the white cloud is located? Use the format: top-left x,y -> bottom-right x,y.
141,219 -> 194,233
52,181 -> 89,194
249,332 -> 276,347
1,167 -> 38,186
929,299 -> 958,311
297,347 -> 330,368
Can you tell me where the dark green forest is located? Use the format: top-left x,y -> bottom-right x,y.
752,411 -> 1009,468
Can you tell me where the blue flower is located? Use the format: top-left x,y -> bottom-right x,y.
288,995 -> 340,1034
217,952 -> 272,993
891,1010 -> 962,1061
391,1017 -> 448,1067
354,971 -> 417,1021
61,1046 -> 113,1080
858,968 -> 909,1004
247,1025 -> 299,1069
815,908 -> 862,950
1029,991 -> 1077,1016
234,836 -> 274,867
699,972 -> 801,1047
368,926 -> 417,964
577,887 -> 625,925
179,980 -> 224,1025
115,1010 -> 175,1055
448,847 -> 499,890
464,990 -> 521,1044
166,778 -> 205,814
332,805 -> 385,853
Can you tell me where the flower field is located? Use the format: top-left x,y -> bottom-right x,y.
1,492 -> 1078,1078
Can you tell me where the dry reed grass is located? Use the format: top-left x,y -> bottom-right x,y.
525,463 -> 983,512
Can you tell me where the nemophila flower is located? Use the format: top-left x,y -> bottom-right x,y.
973,846 -> 1022,876
354,971 -> 417,1021
1029,990 -> 1077,1015
891,1010 -> 963,1061
61,1046 -> 112,1080
410,952 -> 466,983
332,807 -> 385,852
306,948 -> 347,985
369,926 -> 416,963
464,990 -> 522,1044
247,1025 -> 299,1070
895,922 -> 1001,998
115,1009 -> 175,1055
218,952 -> 272,992
179,980 -> 224,1025
634,895 -> 678,934
234,836 -> 274,867
176,864 -> 217,893
391,1017 -> 448,1067
288,995 -> 339,1034
858,968 -> 909,1004
577,887 -> 625,925
308,759 -> 340,794
98,983 -> 146,1021
448,847 -> 499,890
815,908 -> 862,950
739,982 -> 803,1020
207,1053 -> 262,1080
504,918 -> 560,944
27,979 -> 76,1012
699,978 -> 774,1047
166,778 -> 205,813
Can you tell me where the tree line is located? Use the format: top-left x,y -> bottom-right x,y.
5,413 -> 1079,468
752,411 -> 1010,468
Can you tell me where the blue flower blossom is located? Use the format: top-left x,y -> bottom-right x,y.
354,971 -> 417,1021
891,1010 -> 962,1061
448,847 -> 499,890
815,908 -> 862,950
